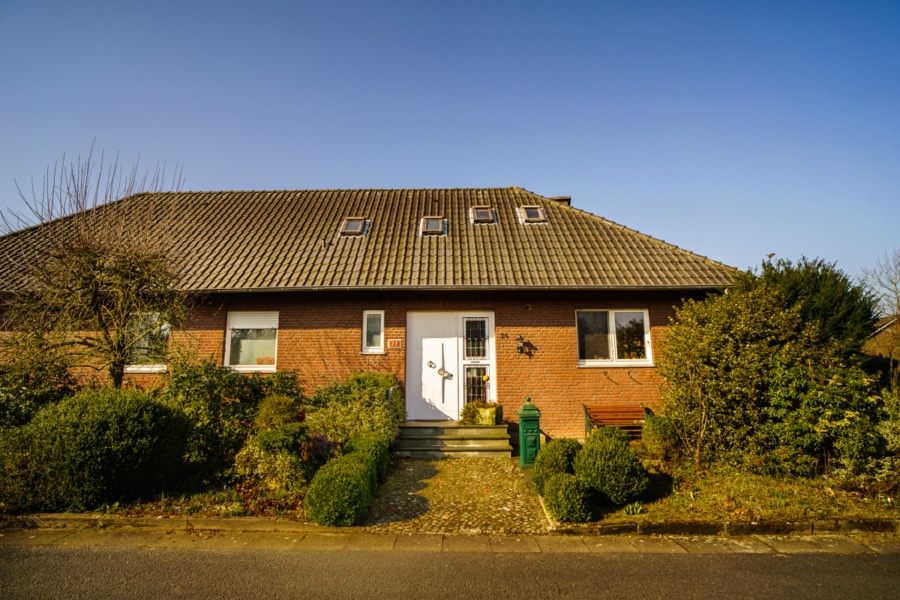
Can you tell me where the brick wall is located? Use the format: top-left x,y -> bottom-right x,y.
135,289 -> 704,440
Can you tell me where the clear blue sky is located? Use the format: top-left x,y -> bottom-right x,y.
1,1 -> 897,276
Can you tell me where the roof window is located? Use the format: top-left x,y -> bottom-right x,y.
519,206 -> 548,224
470,206 -> 496,224
420,216 -> 446,236
340,217 -> 368,236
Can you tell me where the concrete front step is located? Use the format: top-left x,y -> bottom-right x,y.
394,421 -> 513,458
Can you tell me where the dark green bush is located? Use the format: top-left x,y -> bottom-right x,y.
0,386 -> 71,430
0,389 -> 189,512
532,438 -> 581,496
304,453 -> 375,526
161,359 -> 303,483
305,373 -> 406,446
575,428 -> 649,506
543,473 -> 594,522
345,432 -> 390,483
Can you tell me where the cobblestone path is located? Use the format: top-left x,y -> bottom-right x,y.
362,457 -> 549,535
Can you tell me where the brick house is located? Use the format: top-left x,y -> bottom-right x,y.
0,187 -> 734,439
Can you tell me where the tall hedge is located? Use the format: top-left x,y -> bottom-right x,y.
0,389 -> 189,512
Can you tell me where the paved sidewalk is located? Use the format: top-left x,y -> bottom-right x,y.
2,527 -> 898,554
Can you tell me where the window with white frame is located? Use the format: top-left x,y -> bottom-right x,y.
124,313 -> 169,373
225,311 -> 278,371
576,310 -> 651,365
420,216 -> 446,236
362,310 -> 384,353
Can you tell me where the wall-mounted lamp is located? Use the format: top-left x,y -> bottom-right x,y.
516,334 -> 525,354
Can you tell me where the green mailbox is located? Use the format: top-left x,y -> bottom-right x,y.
517,397 -> 541,468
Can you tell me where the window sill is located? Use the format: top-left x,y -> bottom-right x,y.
361,350 -> 386,355
228,365 -> 277,373
124,365 -> 168,374
577,361 -> 654,368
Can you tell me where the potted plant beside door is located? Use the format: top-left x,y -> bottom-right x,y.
460,400 -> 501,425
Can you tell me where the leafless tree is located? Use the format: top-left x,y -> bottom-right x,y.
0,144 -> 189,389
862,248 -> 900,393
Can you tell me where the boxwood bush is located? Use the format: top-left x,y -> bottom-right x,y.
0,388 -> 189,512
303,453 -> 375,526
543,472 -> 594,522
532,438 -> 581,496
345,432 -> 390,483
574,427 -> 649,506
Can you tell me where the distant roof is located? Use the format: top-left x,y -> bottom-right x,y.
0,187 -> 735,293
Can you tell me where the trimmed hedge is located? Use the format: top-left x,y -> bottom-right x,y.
305,373 -> 406,445
304,453 -> 375,526
543,472 -> 594,523
532,438 -> 581,496
345,433 -> 390,483
574,428 -> 649,506
0,389 -> 189,512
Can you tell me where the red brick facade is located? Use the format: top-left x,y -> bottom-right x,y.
122,289 -> 704,440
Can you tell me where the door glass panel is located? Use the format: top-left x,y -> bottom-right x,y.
464,318 -> 487,359
465,366 -> 488,403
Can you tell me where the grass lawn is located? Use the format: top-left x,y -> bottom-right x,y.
596,464 -> 898,525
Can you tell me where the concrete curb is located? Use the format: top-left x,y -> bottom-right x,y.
546,518 -> 900,537
3,512 -> 899,537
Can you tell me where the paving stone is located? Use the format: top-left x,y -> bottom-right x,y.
535,536 -> 589,553
363,457 -> 548,536
443,535 -> 492,553
672,536 -> 767,554
580,536 -> 640,553
346,534 -> 397,551
0,529 -> 77,546
393,533 -> 444,552
759,535 -> 871,554
295,533 -> 352,550
489,536 -> 542,553
628,536 -> 688,553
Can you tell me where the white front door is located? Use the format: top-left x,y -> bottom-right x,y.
406,311 -> 495,420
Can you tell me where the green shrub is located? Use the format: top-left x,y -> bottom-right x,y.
642,415 -> 679,462
0,389 -> 189,512
161,359 -> 304,483
575,428 -> 649,506
233,437 -> 307,494
543,473 -> 593,522
345,432 -> 390,483
304,453 -> 375,526
532,438 -> 581,496
255,394 -> 304,430
305,373 -> 405,446
0,386 -> 71,430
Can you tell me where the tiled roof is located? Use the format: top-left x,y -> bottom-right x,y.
0,187 -> 735,292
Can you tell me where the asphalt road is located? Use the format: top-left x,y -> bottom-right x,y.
2,537 -> 899,599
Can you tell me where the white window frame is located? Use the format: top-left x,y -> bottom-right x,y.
362,310 -> 385,354
517,205 -> 548,224
420,216 -> 446,236
124,313 -> 169,374
339,217 -> 369,237
469,206 -> 496,224
576,309 -> 652,367
224,311 -> 279,372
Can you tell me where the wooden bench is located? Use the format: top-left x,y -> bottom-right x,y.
583,403 -> 652,441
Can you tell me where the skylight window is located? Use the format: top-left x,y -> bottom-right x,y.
470,206 -> 496,224
420,216 -> 446,236
340,217 -> 368,236
520,206 -> 548,224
